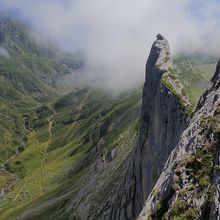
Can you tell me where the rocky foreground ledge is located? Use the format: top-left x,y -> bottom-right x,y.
138,57 -> 220,219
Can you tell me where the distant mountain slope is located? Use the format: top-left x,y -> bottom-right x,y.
0,87 -> 141,220
0,16 -> 142,220
0,15 -> 83,101
0,15 -> 83,163
174,54 -> 217,105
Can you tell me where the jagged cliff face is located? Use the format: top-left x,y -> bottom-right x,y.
110,34 -> 219,220
106,36 -> 219,220
136,35 -> 189,209
138,62 -> 220,219
109,34 -> 191,220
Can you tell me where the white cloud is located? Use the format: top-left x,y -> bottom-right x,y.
1,0 -> 220,91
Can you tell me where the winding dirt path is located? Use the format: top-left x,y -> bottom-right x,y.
2,102 -> 59,201
12,90 -> 92,198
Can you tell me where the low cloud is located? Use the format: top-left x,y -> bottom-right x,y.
1,0 -> 220,91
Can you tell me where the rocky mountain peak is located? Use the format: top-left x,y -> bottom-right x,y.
156,33 -> 165,40
104,35 -> 190,220
130,35 -> 189,218
147,35 -> 192,114
147,34 -> 172,73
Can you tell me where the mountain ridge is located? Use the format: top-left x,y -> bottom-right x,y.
137,42 -> 220,219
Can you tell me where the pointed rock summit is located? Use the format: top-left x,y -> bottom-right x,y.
110,35 -> 189,220
156,33 -> 165,40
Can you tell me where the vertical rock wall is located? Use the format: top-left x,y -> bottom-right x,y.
110,35 -> 189,220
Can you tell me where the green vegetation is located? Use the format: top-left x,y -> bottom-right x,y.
172,209 -> 198,220
155,200 -> 168,219
160,55 -> 217,116
162,197 -> 198,220
209,106 -> 220,133
174,55 -> 216,105
154,194 -> 193,220
168,199 -> 187,218
160,68 -> 193,116
161,126 -> 218,220
0,85 -> 141,219
214,165 -> 220,174
177,144 -> 214,191
0,15 -> 83,163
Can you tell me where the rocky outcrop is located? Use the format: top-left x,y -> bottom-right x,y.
138,60 -> 220,219
111,35 -> 220,220
109,34 -> 190,219
136,34 -> 189,211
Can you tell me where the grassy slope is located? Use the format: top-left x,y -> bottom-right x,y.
0,15 -> 81,164
0,15 -> 141,219
174,54 -> 217,105
0,87 -> 141,219
0,15 -> 83,213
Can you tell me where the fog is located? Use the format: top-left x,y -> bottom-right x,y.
1,0 -> 220,91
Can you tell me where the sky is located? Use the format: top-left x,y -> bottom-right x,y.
0,0 -> 220,91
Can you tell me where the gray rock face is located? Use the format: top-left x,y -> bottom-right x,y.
135,35 -> 188,216
138,60 -> 220,219
111,36 -> 220,220
109,35 -> 188,219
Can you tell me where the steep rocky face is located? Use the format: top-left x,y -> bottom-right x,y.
109,34 -> 190,220
136,34 -> 189,208
86,37 -> 218,220
138,59 -> 220,219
